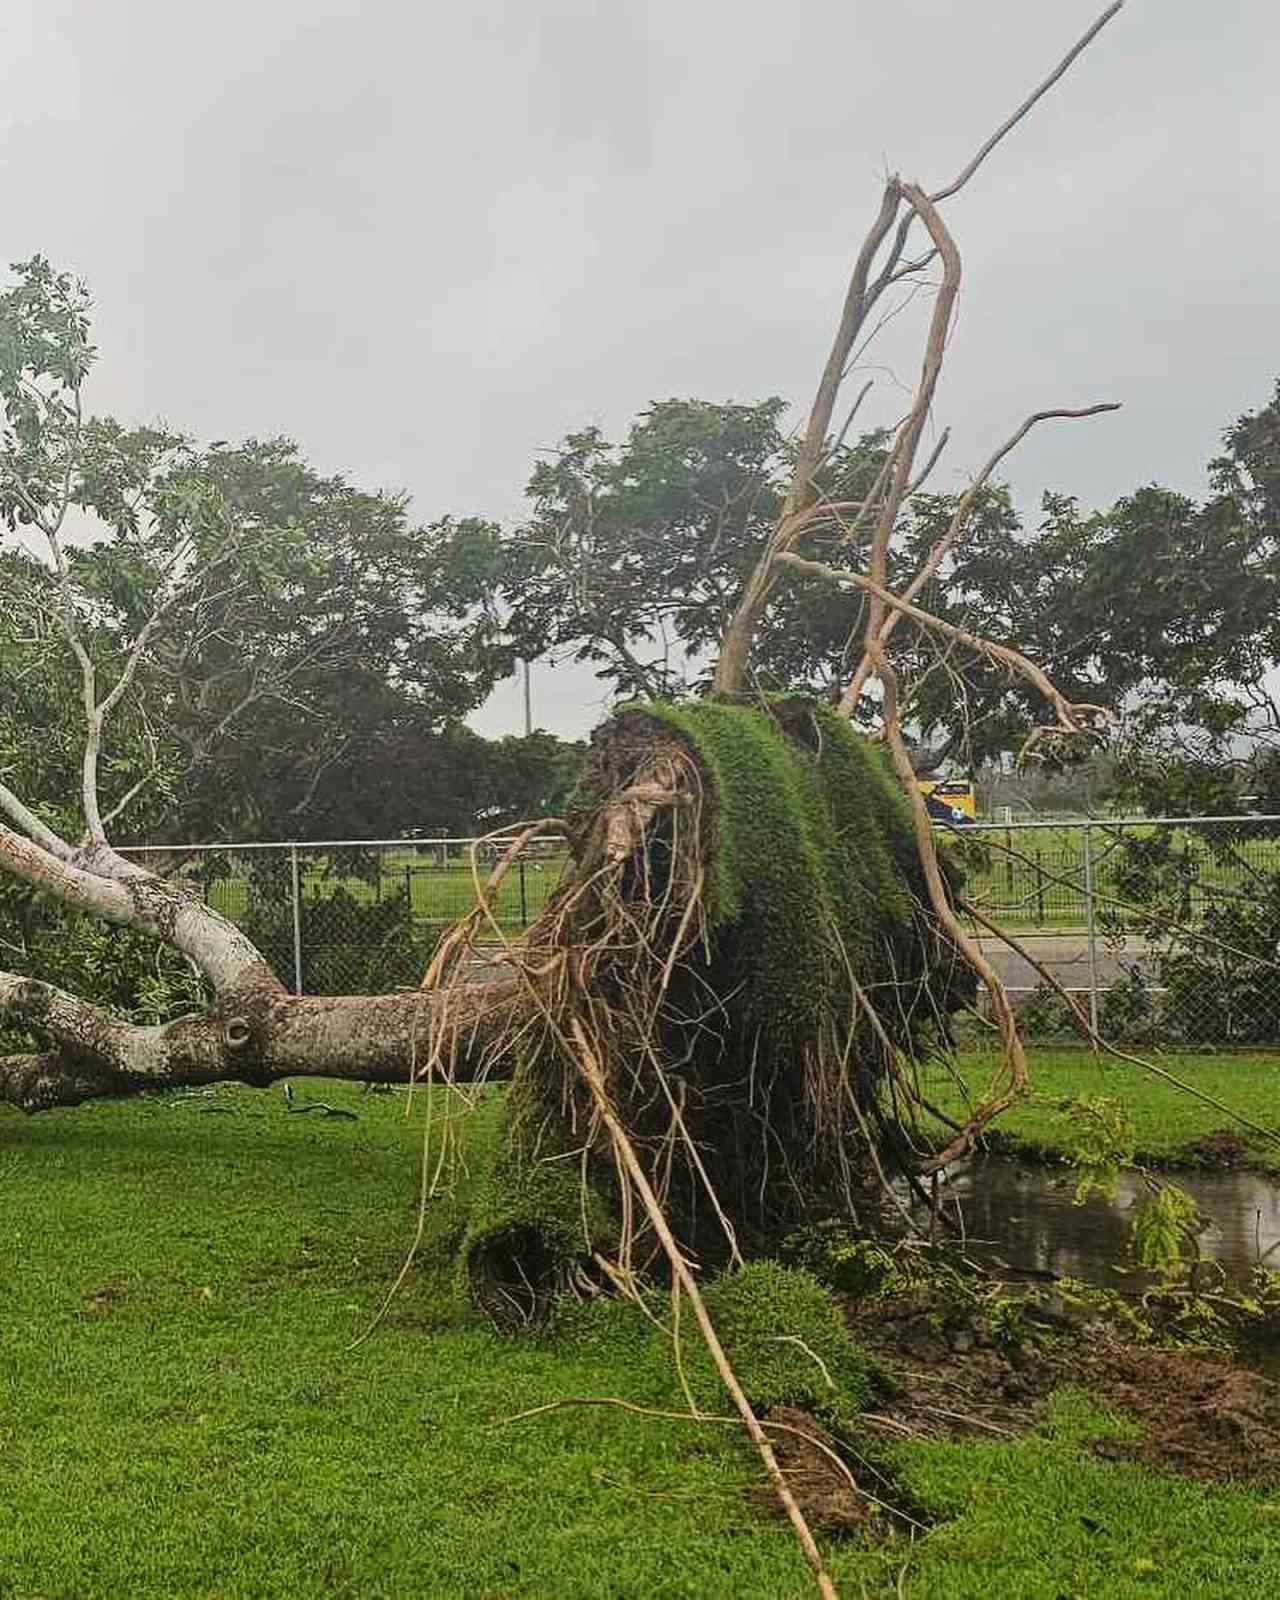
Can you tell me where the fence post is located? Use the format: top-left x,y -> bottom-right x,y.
289,844 -> 304,997
1082,822 -> 1100,1041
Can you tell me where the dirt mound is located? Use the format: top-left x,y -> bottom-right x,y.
1184,1127 -> 1251,1168
845,1290 -> 1280,1484
1089,1347 -> 1280,1482
750,1405 -> 929,1536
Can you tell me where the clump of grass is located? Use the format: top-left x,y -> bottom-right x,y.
688,1261 -> 873,1422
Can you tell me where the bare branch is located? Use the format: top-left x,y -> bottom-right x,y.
829,377 -> 875,459
711,180 -> 903,695
931,3 -> 1127,203
0,973 -> 524,1113
778,551 -> 1110,737
839,402 -> 1120,714
905,426 -> 952,499
0,820 -> 280,999
869,645 -> 1027,1172
0,781 -> 74,860
861,185 -> 961,647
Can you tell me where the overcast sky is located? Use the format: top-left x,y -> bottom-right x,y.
4,0 -> 1276,738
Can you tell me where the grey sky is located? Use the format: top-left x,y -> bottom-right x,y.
4,1 -> 1276,738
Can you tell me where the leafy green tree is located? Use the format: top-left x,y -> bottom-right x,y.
500,397 -> 892,704
0,257 -> 518,845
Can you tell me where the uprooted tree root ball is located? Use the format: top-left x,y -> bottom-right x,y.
446,698 -> 975,1314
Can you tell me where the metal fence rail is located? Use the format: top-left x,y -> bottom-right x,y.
948,814 -> 1280,1046
118,816 -> 1280,1047
118,835 -> 568,997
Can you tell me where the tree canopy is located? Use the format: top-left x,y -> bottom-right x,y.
0,257 -> 533,843
498,382 -> 1280,802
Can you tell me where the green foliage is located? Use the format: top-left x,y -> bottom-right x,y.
923,1049 -> 1280,1176
1060,1095 -> 1136,1203
1100,826 -> 1280,1046
1131,1182 -> 1202,1281
473,730 -> 585,828
685,1261 -> 872,1420
0,257 -> 94,531
0,873 -> 211,1050
501,398 -> 895,702
239,879 -> 438,996
0,257 -> 520,846
782,1224 -> 906,1299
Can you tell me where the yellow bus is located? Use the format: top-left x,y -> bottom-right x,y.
917,777 -> 976,825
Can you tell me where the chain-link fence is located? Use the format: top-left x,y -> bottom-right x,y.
117,836 -> 568,997
120,816 -> 1280,1046
949,814 -> 1280,1047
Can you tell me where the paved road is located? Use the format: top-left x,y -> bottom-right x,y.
978,933 -> 1154,994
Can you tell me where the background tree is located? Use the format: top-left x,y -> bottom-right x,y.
898,383 -> 1280,794
513,376 -> 1280,801
501,398 -> 899,705
0,262 -> 524,844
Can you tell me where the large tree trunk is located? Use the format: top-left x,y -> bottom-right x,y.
0,971 -> 521,1112
0,816 -> 523,1112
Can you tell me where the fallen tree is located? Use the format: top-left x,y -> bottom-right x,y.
0,1 -> 1130,1226
0,0 -> 1137,1270
2,10 -> 1132,1591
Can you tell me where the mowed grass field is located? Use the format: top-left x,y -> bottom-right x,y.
6,1064 -> 1280,1597
195,850 -> 572,932
945,819 -> 1280,931
938,1050 -> 1280,1174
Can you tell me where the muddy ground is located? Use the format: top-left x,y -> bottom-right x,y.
759,1286 -> 1280,1533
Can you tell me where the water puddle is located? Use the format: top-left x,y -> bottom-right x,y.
936,1155 -> 1280,1288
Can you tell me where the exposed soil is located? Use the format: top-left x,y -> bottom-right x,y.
750,1405 -> 931,1536
1184,1127 -> 1252,1169
1087,1347 -> 1280,1480
844,1289 -> 1280,1486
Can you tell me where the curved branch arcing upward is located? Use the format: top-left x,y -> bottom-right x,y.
838,403 -> 1121,716
711,180 -> 903,697
0,820 -> 280,1001
709,2 -> 1127,701
0,780 -> 74,860
776,551 -> 1112,739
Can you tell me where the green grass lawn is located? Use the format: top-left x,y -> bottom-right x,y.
202,854 -> 570,934
949,819 -> 1280,930
6,1081 -> 1280,1597
934,1050 -> 1280,1174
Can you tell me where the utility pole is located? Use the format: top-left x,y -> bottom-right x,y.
522,658 -> 533,737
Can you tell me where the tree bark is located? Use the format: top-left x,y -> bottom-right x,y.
0,968 -> 522,1113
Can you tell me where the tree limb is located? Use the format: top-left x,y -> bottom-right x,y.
839,403 -> 1121,714
777,552 -> 1109,738
0,820 -> 279,999
0,971 -> 525,1113
0,780 -> 74,860
931,3 -> 1126,204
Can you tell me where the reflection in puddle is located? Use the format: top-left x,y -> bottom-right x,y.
937,1156 -> 1280,1288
